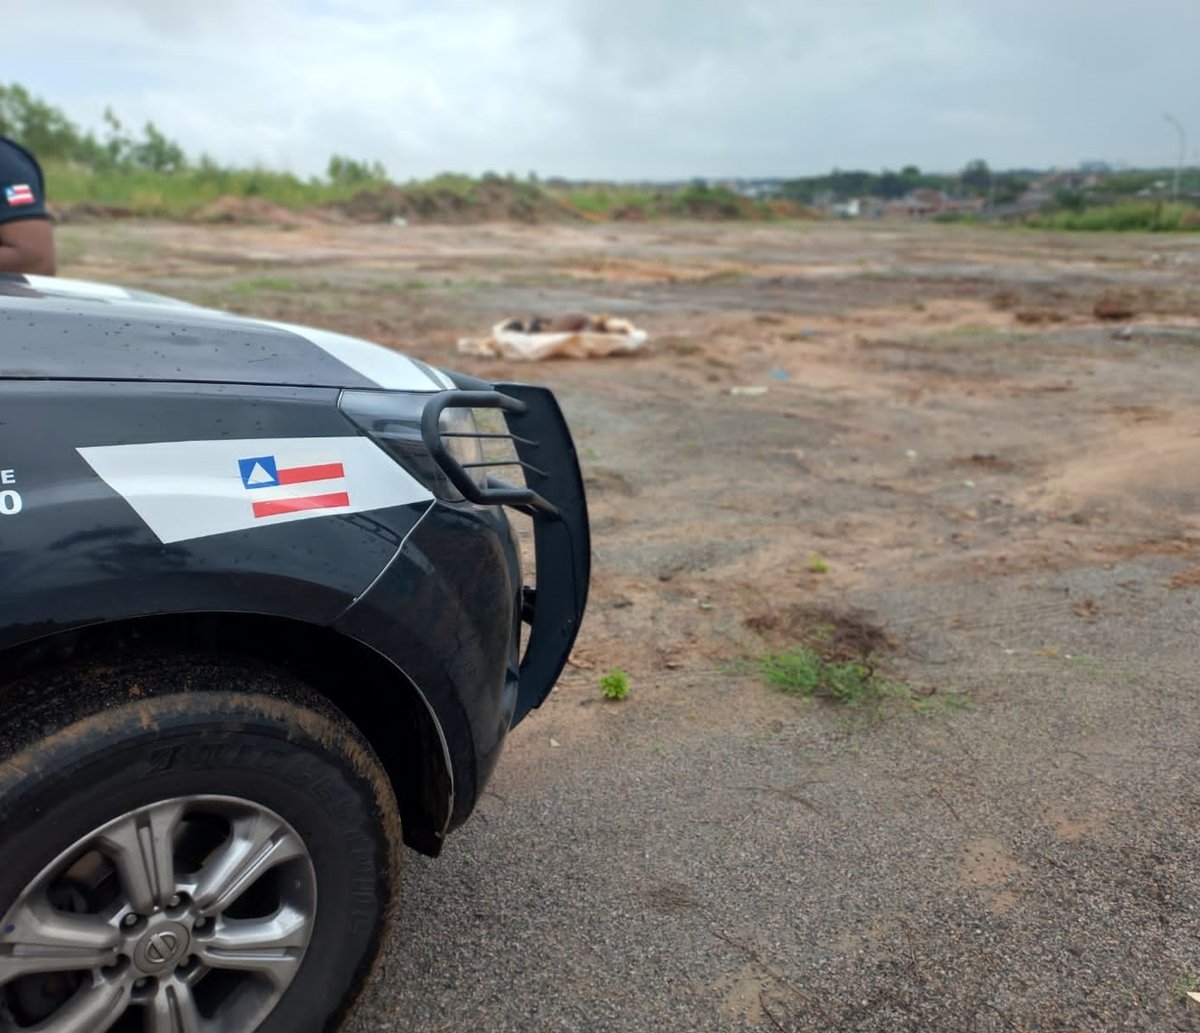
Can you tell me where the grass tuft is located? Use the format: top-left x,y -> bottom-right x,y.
757,646 -> 887,707
748,610 -> 965,715
1171,971 -> 1199,1000
600,668 -> 630,701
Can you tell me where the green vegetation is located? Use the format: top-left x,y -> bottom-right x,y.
41,157 -> 392,216
780,165 -> 950,203
1,81 -> 390,216
558,183 -> 658,216
757,646 -> 887,707
667,181 -> 744,218
0,82 -> 788,222
807,554 -> 829,574
600,669 -> 630,701
550,179 -> 778,220
754,637 -> 967,716
1,83 -> 180,172
1097,167 -> 1200,197
777,160 -> 1027,206
5,82 -> 1198,230
1024,201 -> 1200,232
42,160 -> 341,215
779,157 -> 1200,232
749,613 -> 966,715
1171,971 -> 1198,1000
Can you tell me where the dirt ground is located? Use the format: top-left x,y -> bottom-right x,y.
62,220 -> 1200,1032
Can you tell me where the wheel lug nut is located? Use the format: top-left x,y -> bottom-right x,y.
134,977 -> 147,989
169,894 -> 181,908
123,913 -> 140,927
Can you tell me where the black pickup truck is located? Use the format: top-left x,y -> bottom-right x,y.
0,273 -> 589,1033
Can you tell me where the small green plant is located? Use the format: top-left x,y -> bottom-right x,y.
808,554 -> 829,574
757,646 -> 882,706
600,668 -> 630,701
1171,971 -> 1198,1000
913,691 -> 970,717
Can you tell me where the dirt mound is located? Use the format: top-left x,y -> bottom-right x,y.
332,178 -> 579,225
610,204 -> 649,222
745,604 -> 894,661
1093,292 -> 1136,320
766,198 -> 818,219
188,196 -> 336,228
670,192 -> 758,220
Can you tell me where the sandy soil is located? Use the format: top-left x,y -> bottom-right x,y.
62,220 -> 1200,1032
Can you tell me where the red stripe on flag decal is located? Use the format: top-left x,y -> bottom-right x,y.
276,462 -> 344,485
252,492 -> 350,518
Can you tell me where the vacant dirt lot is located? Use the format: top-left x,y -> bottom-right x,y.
63,219 -> 1200,1032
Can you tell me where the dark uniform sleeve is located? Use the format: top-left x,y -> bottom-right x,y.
0,138 -> 49,226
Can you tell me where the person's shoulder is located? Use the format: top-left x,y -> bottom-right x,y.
0,135 -> 35,160
0,137 -> 42,180
0,136 -> 48,223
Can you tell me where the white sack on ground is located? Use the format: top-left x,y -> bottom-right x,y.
458,314 -> 648,361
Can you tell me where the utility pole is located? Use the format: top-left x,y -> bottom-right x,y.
1164,112 -> 1185,201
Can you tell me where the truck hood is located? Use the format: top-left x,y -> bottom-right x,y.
0,273 -> 453,391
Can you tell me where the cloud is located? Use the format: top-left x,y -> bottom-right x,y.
9,0 -> 1200,178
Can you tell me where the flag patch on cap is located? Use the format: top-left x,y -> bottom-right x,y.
4,184 -> 35,206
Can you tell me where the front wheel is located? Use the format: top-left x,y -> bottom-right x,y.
0,677 -> 401,1033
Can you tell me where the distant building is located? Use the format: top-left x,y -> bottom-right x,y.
878,191 -> 983,219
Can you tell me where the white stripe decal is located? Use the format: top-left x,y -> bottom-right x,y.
78,436 -> 433,544
428,364 -> 456,389
25,275 -> 133,300
261,320 -> 444,391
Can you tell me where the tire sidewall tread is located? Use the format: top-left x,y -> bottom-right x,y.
0,671 -> 401,1033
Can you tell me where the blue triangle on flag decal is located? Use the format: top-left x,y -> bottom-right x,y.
238,455 -> 280,489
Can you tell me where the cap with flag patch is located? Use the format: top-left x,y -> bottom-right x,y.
0,135 -> 47,227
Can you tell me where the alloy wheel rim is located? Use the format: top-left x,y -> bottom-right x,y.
0,795 -> 317,1032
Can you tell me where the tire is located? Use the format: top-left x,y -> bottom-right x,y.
0,660 -> 402,1033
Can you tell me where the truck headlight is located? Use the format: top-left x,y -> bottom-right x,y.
436,405 -> 488,490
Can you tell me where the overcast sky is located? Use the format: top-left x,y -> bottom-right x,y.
9,1 -> 1200,180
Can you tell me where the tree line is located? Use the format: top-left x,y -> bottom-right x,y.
0,82 -> 379,185
777,161 -> 1030,204
4,81 -> 1193,218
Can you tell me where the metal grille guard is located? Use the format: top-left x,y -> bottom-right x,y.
422,382 -> 590,723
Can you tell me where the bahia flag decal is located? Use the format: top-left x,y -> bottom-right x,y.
77,436 -> 433,543
237,454 -> 350,517
4,184 -> 35,206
